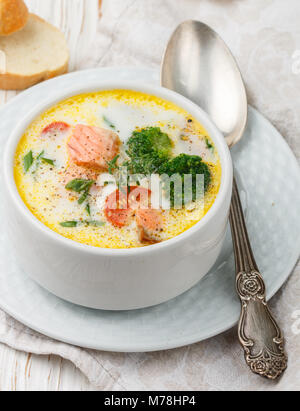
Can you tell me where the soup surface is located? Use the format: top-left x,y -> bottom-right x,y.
14,90 -> 221,248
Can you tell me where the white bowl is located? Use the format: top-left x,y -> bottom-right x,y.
3,80 -> 233,310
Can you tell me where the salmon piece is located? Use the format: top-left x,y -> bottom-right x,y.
41,121 -> 70,136
67,125 -> 120,171
136,209 -> 163,243
105,208 -> 133,228
59,164 -> 99,186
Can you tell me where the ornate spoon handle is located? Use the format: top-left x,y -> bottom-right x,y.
229,178 -> 287,379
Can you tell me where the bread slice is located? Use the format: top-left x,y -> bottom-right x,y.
0,14 -> 69,90
0,0 -> 29,36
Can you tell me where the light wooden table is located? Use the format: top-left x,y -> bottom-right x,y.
0,0 -> 102,391
0,344 -> 98,390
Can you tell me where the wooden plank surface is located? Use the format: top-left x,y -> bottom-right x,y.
0,0 -> 100,391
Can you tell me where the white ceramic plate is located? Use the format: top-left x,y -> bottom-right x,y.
0,67 -> 299,352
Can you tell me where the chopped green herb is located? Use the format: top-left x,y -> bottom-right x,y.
60,221 -> 78,228
107,155 -> 120,175
65,179 -> 95,193
85,220 -> 105,227
65,178 -> 95,206
23,151 -> 34,172
31,150 -> 45,174
26,150 -> 56,174
103,115 -> 116,130
36,150 -> 45,161
60,220 -> 105,228
78,191 -> 89,205
86,203 -> 91,216
42,158 -> 55,166
205,138 -> 213,150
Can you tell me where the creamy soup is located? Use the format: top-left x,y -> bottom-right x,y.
14,90 -> 221,249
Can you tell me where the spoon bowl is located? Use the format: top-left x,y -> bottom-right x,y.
161,20 -> 248,147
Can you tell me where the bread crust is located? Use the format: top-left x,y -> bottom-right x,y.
0,62 -> 69,90
0,14 -> 69,90
0,0 -> 29,36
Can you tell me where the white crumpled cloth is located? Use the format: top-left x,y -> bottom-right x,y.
0,0 -> 299,390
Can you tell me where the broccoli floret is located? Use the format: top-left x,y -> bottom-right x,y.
125,127 -> 172,174
124,129 -> 211,208
124,152 -> 168,175
158,154 -> 211,207
128,127 -> 172,158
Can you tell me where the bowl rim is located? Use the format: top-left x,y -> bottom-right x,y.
3,79 -> 233,256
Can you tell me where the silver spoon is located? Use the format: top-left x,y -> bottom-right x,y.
161,20 -> 287,380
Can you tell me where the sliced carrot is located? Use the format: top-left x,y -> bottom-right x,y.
104,188 -> 132,228
42,121 -> 70,136
105,208 -> 132,228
